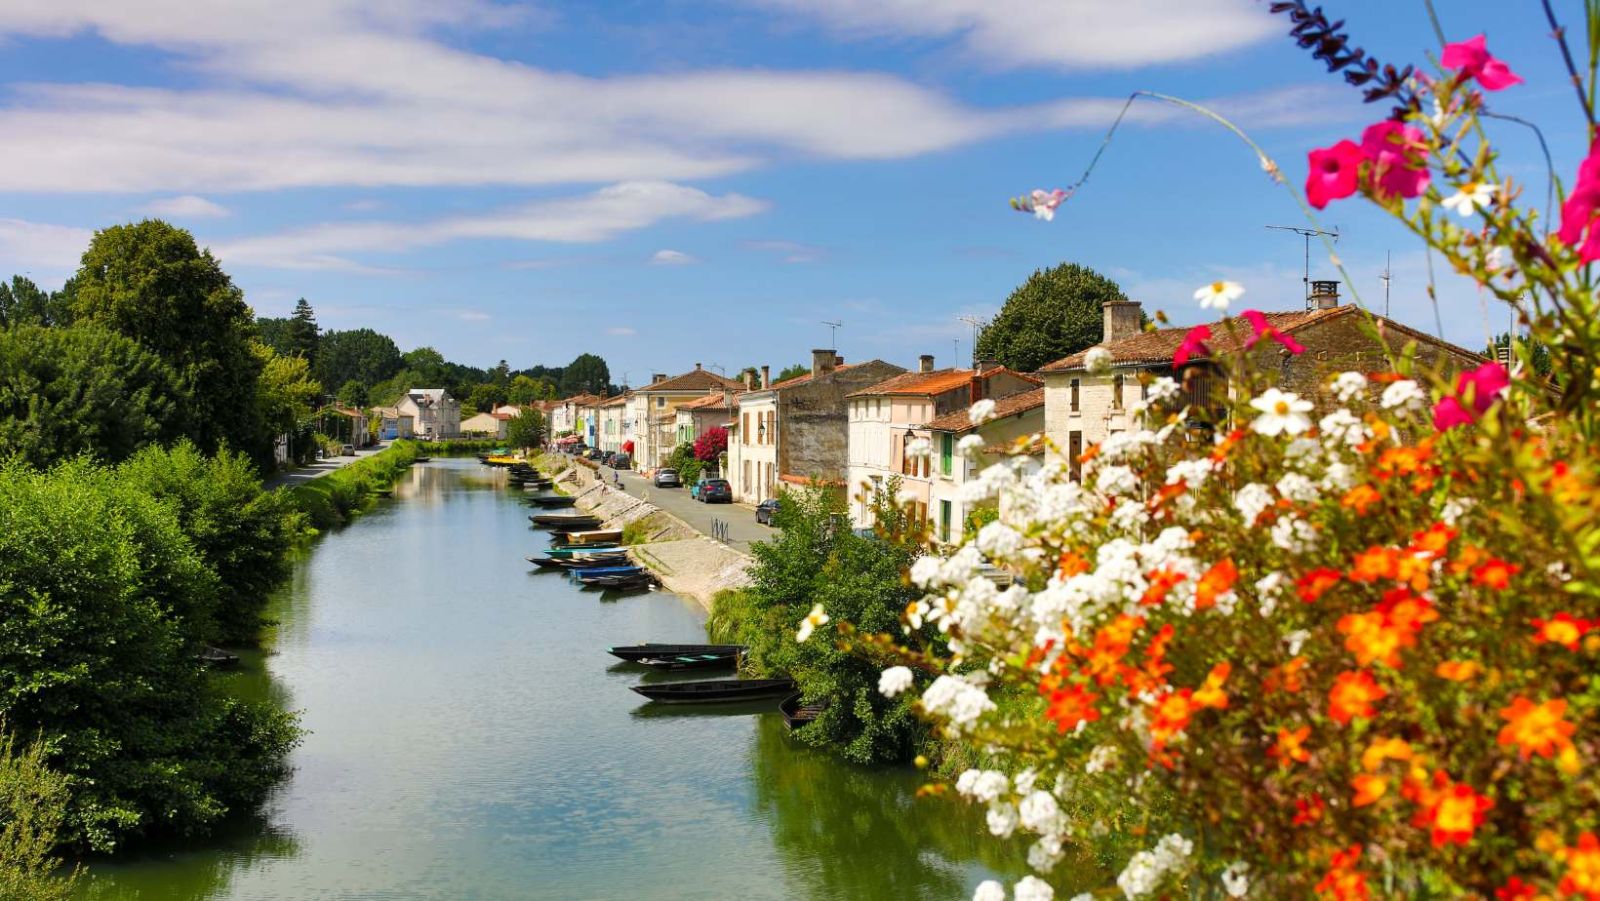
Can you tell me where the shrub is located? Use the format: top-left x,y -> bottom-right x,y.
289,440 -> 420,530
0,730 -> 79,901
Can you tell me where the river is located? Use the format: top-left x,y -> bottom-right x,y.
76,458 -> 1020,900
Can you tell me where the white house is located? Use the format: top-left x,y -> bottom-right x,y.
596,393 -> 632,455
396,388 -> 461,440
922,388 -> 1045,545
628,365 -> 743,469
461,411 -> 512,439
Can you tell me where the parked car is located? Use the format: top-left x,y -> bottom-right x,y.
755,498 -> 781,525
601,451 -> 617,466
699,478 -> 733,504
583,447 -> 604,460
654,468 -> 681,488
340,443 -> 356,456
612,454 -> 632,470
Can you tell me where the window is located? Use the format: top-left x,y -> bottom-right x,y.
940,433 -> 953,477
742,412 -> 750,444
1070,378 -> 1080,413
1068,430 -> 1082,483
1112,375 -> 1124,410
656,396 -> 666,408
939,500 -> 952,543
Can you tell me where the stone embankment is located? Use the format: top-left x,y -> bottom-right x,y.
548,458 -> 751,609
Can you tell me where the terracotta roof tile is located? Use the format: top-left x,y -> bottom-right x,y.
1039,308 -> 1350,372
764,362 -> 855,391
561,393 -> 602,405
678,391 -> 740,410
848,367 -> 1042,398
923,387 -> 1045,433
599,394 -> 631,407
641,368 -> 744,393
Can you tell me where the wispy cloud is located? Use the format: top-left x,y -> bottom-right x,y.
744,239 -> 824,263
457,310 -> 491,321
0,218 -> 93,272
142,194 -> 230,219
606,326 -> 637,337
650,249 -> 698,265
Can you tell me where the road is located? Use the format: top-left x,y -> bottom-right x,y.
601,465 -> 772,553
264,441 -> 392,491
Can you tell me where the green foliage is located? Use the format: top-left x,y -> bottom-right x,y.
775,363 -> 808,382
662,442 -> 706,486
286,298 -> 318,362
464,382 -> 502,415
288,440 -> 421,530
558,353 -> 610,396
0,460 -> 298,851
414,438 -> 503,456
619,519 -> 654,545
0,324 -> 186,467
314,328 -> 402,393
253,316 -> 293,357
505,409 -> 544,450
254,343 -> 322,439
507,374 -> 556,405
117,442 -> 303,645
715,485 -> 928,764
0,276 -> 72,329
0,730 -> 79,901
962,504 -> 999,544
69,220 -> 267,464
975,261 -> 1129,372
336,379 -> 368,408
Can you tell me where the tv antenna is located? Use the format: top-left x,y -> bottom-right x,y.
1266,224 -> 1340,309
821,320 -> 842,346
1380,251 -> 1392,318
957,315 -> 987,367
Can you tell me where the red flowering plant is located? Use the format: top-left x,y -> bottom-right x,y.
848,5 -> 1600,899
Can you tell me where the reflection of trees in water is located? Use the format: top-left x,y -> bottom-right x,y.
74,805 -> 300,900
750,716 -> 1026,900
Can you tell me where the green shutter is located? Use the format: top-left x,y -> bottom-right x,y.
940,433 -> 953,476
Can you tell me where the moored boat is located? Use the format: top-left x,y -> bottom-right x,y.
526,495 -> 575,507
630,678 -> 796,704
637,651 -> 740,672
608,643 -> 746,662
779,693 -> 827,731
557,528 -> 622,545
198,646 -> 240,668
531,512 -> 602,527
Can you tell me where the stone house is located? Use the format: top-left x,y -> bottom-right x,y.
396,388 -> 461,440
728,350 -> 907,505
674,389 -> 741,449
845,357 -> 1040,527
596,393 -> 632,455
1038,286 -> 1486,479
922,387 -> 1046,546
551,394 -> 601,445
628,365 -> 744,469
461,411 -> 512,439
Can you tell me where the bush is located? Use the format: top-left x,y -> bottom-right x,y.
0,730 -> 79,901
289,440 -> 420,530
0,460 -> 298,851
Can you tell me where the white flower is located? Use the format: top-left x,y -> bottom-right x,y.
1027,835 -> 1065,873
1270,516 -> 1317,553
909,556 -> 942,588
906,437 -> 934,460
1018,790 -> 1061,832
1254,572 -> 1286,617
1284,629 -> 1310,655
969,398 -> 998,425
795,603 -> 829,643
1083,347 -> 1113,375
1014,876 -> 1055,901
1193,280 -> 1245,310
1085,744 -> 1119,774
1318,409 -> 1368,447
1145,376 -> 1181,404
1380,379 -> 1426,411
1274,472 -> 1317,503
1233,483 -> 1273,525
958,434 -> 986,454
1485,244 -> 1512,272
1330,371 -> 1368,403
922,675 -> 996,728
1222,861 -> 1250,898
987,802 -> 1019,838
1441,181 -> 1497,217
1030,188 -> 1068,221
878,666 -> 914,698
1248,388 -> 1313,437
974,881 -> 1007,901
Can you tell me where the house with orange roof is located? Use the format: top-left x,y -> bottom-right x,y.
845,356 -> 1039,527
726,350 -> 905,504
596,392 -> 632,455
922,387 -> 1046,545
1038,285 -> 1484,480
626,364 -> 743,467
674,388 -> 742,448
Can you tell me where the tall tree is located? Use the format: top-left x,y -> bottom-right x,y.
558,352 -> 610,396
254,317 -> 293,356
336,379 -> 369,408
0,275 -> 71,329
254,343 -> 322,437
775,363 -> 808,382
315,328 -> 402,390
505,408 -> 545,449
507,374 -> 556,405
285,298 -> 319,362
975,262 -> 1129,372
68,220 -> 265,460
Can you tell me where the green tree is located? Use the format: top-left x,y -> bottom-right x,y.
506,374 -> 556,405
0,276 -> 71,329
465,382 -> 503,415
315,328 -> 402,392
68,220 -> 266,461
558,352 -> 610,396
0,324 -> 186,466
254,343 -> 322,439
975,262 -> 1129,372
286,298 -> 319,362
254,316 -> 293,356
505,409 -> 544,449
401,347 -> 448,386
0,731 -> 79,901
775,363 -> 808,382
336,379 -> 369,408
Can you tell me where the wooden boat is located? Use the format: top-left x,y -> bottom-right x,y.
586,576 -> 656,591
630,678 -> 796,704
559,529 -> 622,545
572,565 -> 644,580
198,646 -> 240,668
637,651 -> 740,671
413,456 -> 432,463
526,495 -> 575,507
552,555 -> 632,570
779,693 -> 827,731
608,643 -> 746,662
531,512 -> 602,527
540,543 -> 620,556
526,556 -> 569,569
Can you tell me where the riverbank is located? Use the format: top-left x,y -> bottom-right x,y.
286,440 -> 421,530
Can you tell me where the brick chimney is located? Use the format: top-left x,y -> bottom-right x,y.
975,358 -> 1001,373
652,373 -> 667,384
742,370 -> 754,390
835,354 -> 844,367
918,354 -> 935,373
760,365 -> 770,388
969,371 -> 986,405
1310,280 -> 1340,310
811,348 -> 836,379
1102,300 -> 1142,343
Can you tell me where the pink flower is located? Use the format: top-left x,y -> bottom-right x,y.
1306,140 -> 1366,209
1558,141 -> 1600,262
1361,121 -> 1431,200
1174,324 -> 1212,367
1240,309 -> 1307,355
1432,395 -> 1476,431
1011,188 -> 1071,221
1441,34 -> 1523,91
1457,361 -> 1509,414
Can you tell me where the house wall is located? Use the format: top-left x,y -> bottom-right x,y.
1274,316 -> 1481,402
735,394 -> 779,503
1042,370 -> 1141,466
927,408 -> 1043,545
774,360 -> 906,488
846,395 -> 895,526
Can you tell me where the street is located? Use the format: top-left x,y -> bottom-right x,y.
601,465 -> 771,553
264,441 -> 392,491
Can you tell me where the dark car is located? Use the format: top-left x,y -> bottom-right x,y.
653,468 -> 681,488
755,498 -> 781,525
584,447 -> 604,460
612,454 -> 632,471
601,451 -> 617,466
700,478 -> 732,504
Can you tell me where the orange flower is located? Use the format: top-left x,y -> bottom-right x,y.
1264,656 -> 1309,694
1328,670 -> 1386,725
1341,484 -> 1381,513
1210,428 -> 1247,463
1270,725 -> 1312,766
1140,568 -> 1186,607
1560,832 -> 1600,900
1297,568 -> 1342,603
1435,660 -> 1482,682
1314,845 -> 1369,899
1532,613 -> 1594,651
1349,546 -> 1398,583
1293,793 -> 1327,827
1194,558 -> 1237,611
1082,614 -> 1145,685
1450,543 -> 1487,576
1044,684 -> 1102,735
1392,554 -> 1432,591
1058,551 -> 1091,578
1472,558 -> 1520,590
1497,696 -> 1577,761
1494,877 -> 1538,900
1425,778 -> 1493,846
1192,662 -> 1232,710
1148,689 -> 1195,750
1360,736 -> 1413,772
1408,522 -> 1457,558
1350,774 -> 1387,807
1337,610 -> 1407,669
1376,588 -> 1437,632
1375,441 -> 1433,480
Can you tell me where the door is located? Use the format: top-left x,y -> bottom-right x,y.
940,500 -> 952,543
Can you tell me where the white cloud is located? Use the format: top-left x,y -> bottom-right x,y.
142,194 -> 230,218
214,181 -> 764,270
650,249 -> 698,265
751,0 -> 1274,71
606,326 -> 638,337
0,218 -> 93,272
744,239 -> 824,263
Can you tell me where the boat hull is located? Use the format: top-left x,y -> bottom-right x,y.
608,643 -> 746,662
630,678 -> 795,704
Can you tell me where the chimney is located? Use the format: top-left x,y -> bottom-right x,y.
1310,280 -> 1340,310
760,365 -> 771,388
975,358 -> 1001,373
969,371 -> 985,405
1102,300 -> 1142,343
811,348 -> 837,379
694,362 -> 702,370
742,371 -> 754,390
918,354 -> 935,373
835,354 -> 844,367
652,373 -> 667,384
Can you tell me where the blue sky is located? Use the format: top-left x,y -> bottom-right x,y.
0,1 -> 1582,383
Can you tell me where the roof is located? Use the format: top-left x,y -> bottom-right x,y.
406,388 -> 451,403
599,394 -> 631,408
678,391 -> 739,411
848,366 -> 1042,399
492,412 -> 514,421
1038,306 -> 1484,372
640,368 -> 744,394
923,387 -> 1046,433
766,362 -> 854,391
562,393 -> 602,406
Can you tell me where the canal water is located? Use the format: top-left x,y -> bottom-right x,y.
76,458 -> 1019,900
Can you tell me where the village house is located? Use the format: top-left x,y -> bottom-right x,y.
1037,284 -> 1486,479
627,365 -> 743,469
460,410 -> 512,439
728,351 -> 907,505
550,394 -> 601,446
374,405 -> 415,440
921,387 -> 1046,546
845,357 -> 1040,527
596,392 -> 632,455
396,388 -> 461,440
674,388 -> 741,450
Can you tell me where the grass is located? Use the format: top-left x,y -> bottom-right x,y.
287,440 -> 421,531
414,438 -> 504,456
